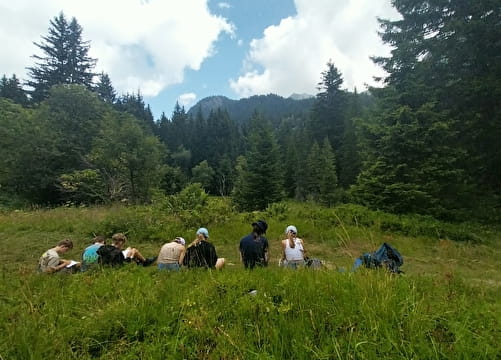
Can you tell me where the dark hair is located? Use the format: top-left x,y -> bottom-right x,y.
93,235 -> 106,244
57,239 -> 73,249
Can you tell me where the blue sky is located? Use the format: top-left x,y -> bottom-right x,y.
0,0 -> 399,119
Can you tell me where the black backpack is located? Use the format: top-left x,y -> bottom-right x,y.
97,245 -> 125,266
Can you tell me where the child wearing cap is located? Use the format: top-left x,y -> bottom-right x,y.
157,237 -> 186,271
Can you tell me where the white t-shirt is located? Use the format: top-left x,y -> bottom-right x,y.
284,238 -> 304,261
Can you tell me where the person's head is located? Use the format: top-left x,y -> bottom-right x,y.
56,239 -> 73,253
196,228 -> 209,240
174,237 -> 186,246
112,233 -> 127,249
285,225 -> 297,237
93,235 -> 106,244
252,220 -> 268,236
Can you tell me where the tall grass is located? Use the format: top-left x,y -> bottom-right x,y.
0,200 -> 500,359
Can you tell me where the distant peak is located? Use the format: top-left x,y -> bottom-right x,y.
288,93 -> 314,100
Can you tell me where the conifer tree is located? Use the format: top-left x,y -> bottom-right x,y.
318,138 -> 339,206
0,74 -> 28,106
232,114 -> 284,210
308,61 -> 346,151
26,12 -> 96,102
359,0 -> 501,217
95,72 -> 116,104
115,91 -> 155,135
305,141 -> 323,200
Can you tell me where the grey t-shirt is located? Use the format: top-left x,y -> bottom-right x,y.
38,248 -> 60,273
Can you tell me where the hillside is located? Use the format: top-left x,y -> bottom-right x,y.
187,93 -> 315,124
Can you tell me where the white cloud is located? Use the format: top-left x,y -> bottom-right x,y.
218,2 -> 231,9
177,93 -> 197,108
0,0 -> 234,97
230,0 -> 400,97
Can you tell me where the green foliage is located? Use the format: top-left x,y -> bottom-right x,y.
26,12 -> 96,102
353,102 -> 471,218
305,139 -> 339,206
365,0 -> 501,218
0,98 -> 59,203
95,72 -> 116,104
191,160 -> 215,193
89,111 -> 167,203
0,74 -> 28,105
58,169 -> 107,205
162,183 -> 233,228
232,114 -> 284,211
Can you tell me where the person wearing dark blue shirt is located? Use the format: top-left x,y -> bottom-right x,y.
239,220 -> 269,269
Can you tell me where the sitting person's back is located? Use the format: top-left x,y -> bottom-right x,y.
97,233 -> 156,267
81,235 -> 106,271
158,237 -> 186,271
183,228 -> 224,269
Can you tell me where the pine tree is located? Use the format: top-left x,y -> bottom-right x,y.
0,74 -> 28,106
232,114 -> 284,211
357,0 -> 501,217
308,61 -> 346,151
95,72 -> 116,104
115,91 -> 155,135
26,12 -> 96,102
305,141 -> 323,200
318,138 -> 339,206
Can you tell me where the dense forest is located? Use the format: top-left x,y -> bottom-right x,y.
0,1 -> 499,222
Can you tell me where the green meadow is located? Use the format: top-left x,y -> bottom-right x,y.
1,199 -> 500,359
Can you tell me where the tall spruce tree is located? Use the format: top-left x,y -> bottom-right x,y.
370,0 -> 501,214
26,12 -> 96,102
232,114 -> 284,211
309,61 -> 346,150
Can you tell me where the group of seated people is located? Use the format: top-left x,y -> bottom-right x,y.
37,220 -> 315,274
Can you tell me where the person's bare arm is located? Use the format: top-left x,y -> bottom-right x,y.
178,248 -> 186,265
47,259 -> 71,273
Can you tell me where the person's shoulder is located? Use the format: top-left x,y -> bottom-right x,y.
240,233 -> 253,242
203,241 -> 215,248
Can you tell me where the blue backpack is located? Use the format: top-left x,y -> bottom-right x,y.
353,243 -> 404,274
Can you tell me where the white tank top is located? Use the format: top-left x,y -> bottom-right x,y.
284,238 -> 304,261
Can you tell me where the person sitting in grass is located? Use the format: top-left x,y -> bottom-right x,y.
38,239 -> 80,273
81,235 -> 106,271
97,233 -> 156,267
157,237 -> 186,271
280,225 -> 306,269
183,228 -> 225,269
239,220 -> 269,269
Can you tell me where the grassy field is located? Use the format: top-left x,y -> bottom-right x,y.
0,199 -> 500,359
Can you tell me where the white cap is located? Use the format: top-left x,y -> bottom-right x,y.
174,237 -> 186,246
286,225 -> 297,234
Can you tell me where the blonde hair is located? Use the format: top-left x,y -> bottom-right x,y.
112,233 -> 127,245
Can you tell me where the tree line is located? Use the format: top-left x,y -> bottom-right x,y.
1,1 -> 499,222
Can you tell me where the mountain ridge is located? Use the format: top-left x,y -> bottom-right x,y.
187,93 -> 315,123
